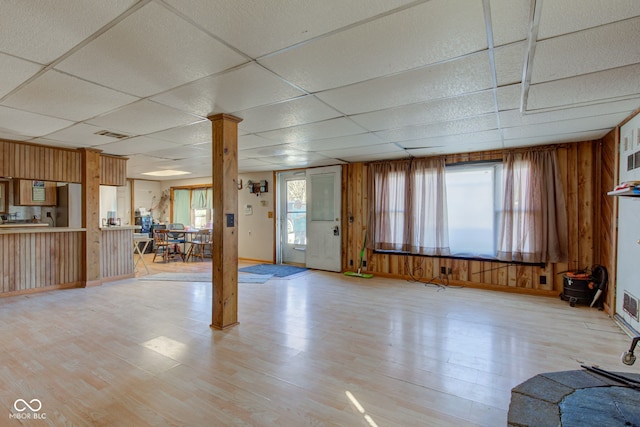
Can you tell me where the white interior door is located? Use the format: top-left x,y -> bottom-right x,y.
306,166 -> 341,272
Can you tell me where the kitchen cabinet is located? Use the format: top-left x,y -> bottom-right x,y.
13,180 -> 57,206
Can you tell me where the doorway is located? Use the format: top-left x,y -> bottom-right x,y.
276,166 -> 342,272
278,171 -> 307,265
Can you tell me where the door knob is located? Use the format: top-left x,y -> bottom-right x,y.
333,226 -> 340,236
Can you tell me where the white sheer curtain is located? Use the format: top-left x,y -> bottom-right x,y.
368,160 -> 411,251
411,157 -> 450,255
497,149 -> 568,263
367,158 -> 449,255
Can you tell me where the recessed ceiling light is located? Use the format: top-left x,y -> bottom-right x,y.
142,170 -> 191,177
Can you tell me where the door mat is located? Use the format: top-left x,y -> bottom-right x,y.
138,272 -> 273,284
238,264 -> 308,278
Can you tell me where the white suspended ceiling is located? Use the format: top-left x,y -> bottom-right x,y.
0,0 -> 638,180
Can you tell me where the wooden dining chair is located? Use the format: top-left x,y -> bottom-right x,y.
185,229 -> 212,262
153,229 -> 184,262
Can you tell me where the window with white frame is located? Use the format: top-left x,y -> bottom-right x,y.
445,162 -> 503,258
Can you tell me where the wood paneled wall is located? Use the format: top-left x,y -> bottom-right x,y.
0,231 -> 83,294
100,155 -> 128,186
342,141 -> 609,297
0,139 -> 128,186
101,229 -> 134,281
598,130 -> 619,313
0,140 -> 81,182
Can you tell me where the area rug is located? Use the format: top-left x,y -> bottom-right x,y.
138,272 -> 273,284
238,264 -> 308,278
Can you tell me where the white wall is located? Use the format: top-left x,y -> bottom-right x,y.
238,172 -> 274,262
133,179 -> 162,223
159,173 -> 275,262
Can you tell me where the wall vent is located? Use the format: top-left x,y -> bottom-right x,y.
623,291 -> 638,321
95,130 -> 130,139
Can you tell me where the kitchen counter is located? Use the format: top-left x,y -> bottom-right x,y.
0,226 -> 85,234
0,223 -> 50,228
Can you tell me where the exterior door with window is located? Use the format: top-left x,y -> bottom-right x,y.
280,174 -> 307,265
305,166 -> 342,272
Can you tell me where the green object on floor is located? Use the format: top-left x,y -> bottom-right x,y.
344,233 -> 373,279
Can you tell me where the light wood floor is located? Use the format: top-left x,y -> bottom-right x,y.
0,254 -> 633,426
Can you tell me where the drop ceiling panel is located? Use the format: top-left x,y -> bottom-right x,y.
375,114 -> 498,142
289,133 -> 383,152
504,130 -> 610,148
531,17 -> 640,84
351,91 -> 496,132
396,130 -> 502,149
0,54 -> 42,98
538,0 -> 640,39
150,144 -> 211,160
259,153 -> 331,168
148,121 -> 211,145
501,98 -> 640,128
87,100 -> 203,136
0,105 -> 73,138
2,70 -> 138,121
527,64 -> 640,111
502,112 -> 629,140
494,42 -> 525,86
236,95 -> 341,134
94,136 -> 181,156
260,0 -> 487,92
55,2 -> 247,97
257,117 -> 364,143
315,52 -> 493,115
238,158 -> 277,170
333,149 -> 410,163
165,0 -> 414,58
39,123 -> 124,147
0,0 -> 137,64
408,141 -> 504,157
240,144 -> 308,158
317,142 -> 404,159
151,63 -> 304,117
496,84 -> 522,111
239,134 -> 287,150
489,0 -> 531,46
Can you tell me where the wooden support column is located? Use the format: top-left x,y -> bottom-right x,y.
79,148 -> 102,287
208,113 -> 242,330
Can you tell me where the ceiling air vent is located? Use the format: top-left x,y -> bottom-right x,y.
95,130 -> 130,140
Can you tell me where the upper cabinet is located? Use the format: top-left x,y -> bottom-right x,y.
13,180 -> 57,206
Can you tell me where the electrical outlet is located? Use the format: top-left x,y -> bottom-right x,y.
350,259 -> 353,266
362,260 -> 367,267
539,275 -> 547,285
440,266 -> 447,274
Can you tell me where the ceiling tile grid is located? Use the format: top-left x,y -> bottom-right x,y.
54,1 -> 248,97
1,70 -> 139,122
0,0 -> 637,179
259,0 -> 488,93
